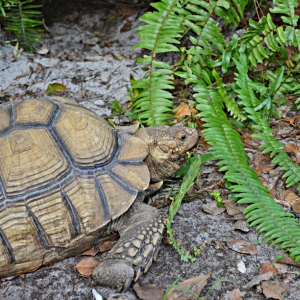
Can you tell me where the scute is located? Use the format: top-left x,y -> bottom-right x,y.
61,172 -> 111,234
0,128 -> 71,198
96,171 -> 138,221
53,106 -> 117,167
15,98 -> 57,126
26,187 -> 80,247
0,202 -> 45,264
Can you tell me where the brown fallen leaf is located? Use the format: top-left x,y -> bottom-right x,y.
277,256 -> 300,268
133,282 -> 164,300
173,103 -> 198,120
261,280 -> 290,300
226,239 -> 257,255
202,201 -> 225,216
282,189 -> 300,213
284,143 -> 300,163
75,258 -> 100,277
290,115 -> 300,126
283,188 -> 299,203
234,220 -> 249,233
36,63 -> 44,73
273,262 -> 288,274
222,287 -> 246,300
98,233 -> 119,253
253,152 -> 275,175
258,176 -> 270,189
99,240 -> 118,252
243,272 -> 273,289
224,201 -> 245,220
166,273 -> 210,300
260,263 -> 278,275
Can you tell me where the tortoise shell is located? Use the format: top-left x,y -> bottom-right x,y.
0,97 -> 150,277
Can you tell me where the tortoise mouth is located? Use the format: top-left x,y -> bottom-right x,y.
184,127 -> 199,151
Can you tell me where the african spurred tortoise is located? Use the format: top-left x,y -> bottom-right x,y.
0,97 -> 198,291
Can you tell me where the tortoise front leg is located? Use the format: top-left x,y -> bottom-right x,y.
92,202 -> 165,292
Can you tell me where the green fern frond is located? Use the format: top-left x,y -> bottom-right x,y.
234,53 -> 300,190
195,84 -> 300,261
212,70 -> 246,121
132,0 -> 185,53
270,0 -> 298,26
131,0 -> 187,125
240,15 -> 287,67
131,57 -> 175,125
2,0 -> 43,51
215,0 -> 247,26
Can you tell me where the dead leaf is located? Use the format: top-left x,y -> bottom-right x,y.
277,256 -> 300,268
243,272 -> 273,289
285,188 -> 300,202
261,280 -> 290,299
166,273 -> 210,300
284,143 -> 300,162
273,263 -> 288,274
75,258 -> 100,277
133,282 -> 164,300
224,201 -> 245,220
279,188 -> 300,213
290,115 -> 300,126
99,240 -> 117,252
37,44 -> 50,55
36,63 -> 44,73
234,220 -> 249,232
260,264 -> 278,275
173,103 -> 198,120
258,176 -> 270,189
223,287 -> 246,300
202,201 -> 225,216
226,239 -> 257,255
253,152 -> 275,175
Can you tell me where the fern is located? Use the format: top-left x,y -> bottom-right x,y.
1,0 -> 43,51
130,0 -> 186,125
195,84 -> 300,261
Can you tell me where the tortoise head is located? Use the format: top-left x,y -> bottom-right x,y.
135,125 -> 198,182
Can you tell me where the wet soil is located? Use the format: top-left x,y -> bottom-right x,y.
0,1 -> 299,299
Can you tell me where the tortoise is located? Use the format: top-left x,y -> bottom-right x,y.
0,97 -> 198,291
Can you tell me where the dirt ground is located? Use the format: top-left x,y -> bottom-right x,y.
0,1 -> 299,299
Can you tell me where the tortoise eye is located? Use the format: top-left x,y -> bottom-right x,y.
180,135 -> 186,141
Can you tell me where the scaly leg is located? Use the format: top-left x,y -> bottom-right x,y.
92,202 -> 165,292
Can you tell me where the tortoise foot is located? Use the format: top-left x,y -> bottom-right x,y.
93,259 -> 134,292
93,203 -> 165,291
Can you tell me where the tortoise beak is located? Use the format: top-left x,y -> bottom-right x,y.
183,127 -> 198,150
